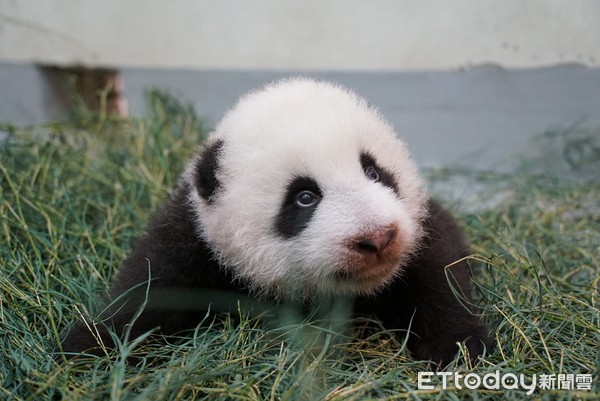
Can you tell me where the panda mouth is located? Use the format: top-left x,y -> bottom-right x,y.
332,253 -> 402,285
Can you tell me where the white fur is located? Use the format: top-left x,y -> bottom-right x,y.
184,78 -> 428,300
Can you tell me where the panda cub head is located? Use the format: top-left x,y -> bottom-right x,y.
185,78 -> 428,300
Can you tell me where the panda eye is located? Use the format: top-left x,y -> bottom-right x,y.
364,166 -> 380,182
296,190 -> 319,207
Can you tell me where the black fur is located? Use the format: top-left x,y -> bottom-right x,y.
275,176 -> 323,238
59,183 -> 257,356
195,139 -> 224,204
59,183 -> 490,366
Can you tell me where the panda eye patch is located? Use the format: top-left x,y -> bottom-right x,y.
296,190 -> 319,207
359,152 -> 400,196
364,166 -> 380,182
276,176 -> 323,238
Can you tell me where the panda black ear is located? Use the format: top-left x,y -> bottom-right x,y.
194,139 -> 225,204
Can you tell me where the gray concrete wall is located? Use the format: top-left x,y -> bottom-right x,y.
2,64 -> 599,170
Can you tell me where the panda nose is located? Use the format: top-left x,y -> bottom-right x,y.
353,228 -> 396,255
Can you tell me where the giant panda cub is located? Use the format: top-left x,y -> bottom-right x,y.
61,78 -> 490,366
